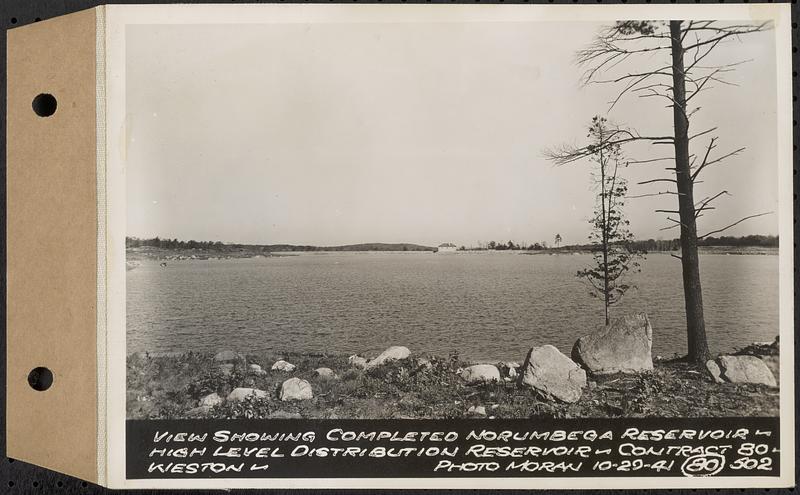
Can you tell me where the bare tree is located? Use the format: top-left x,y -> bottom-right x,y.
547,20 -> 771,363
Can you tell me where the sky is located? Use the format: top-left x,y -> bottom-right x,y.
126,21 -> 779,247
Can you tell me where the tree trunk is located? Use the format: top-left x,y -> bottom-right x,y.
669,21 -> 710,363
600,144 -> 610,326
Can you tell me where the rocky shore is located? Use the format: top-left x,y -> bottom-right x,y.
127,314 -> 780,420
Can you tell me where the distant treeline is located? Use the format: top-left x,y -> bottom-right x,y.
126,234 -> 777,254
628,235 -> 778,252
471,235 -> 778,252
479,240 -> 531,251
125,237 -> 435,252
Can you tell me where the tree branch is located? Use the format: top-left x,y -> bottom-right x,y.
629,190 -> 681,199
682,25 -> 769,52
698,212 -> 774,239
626,156 -> 674,165
692,146 -> 745,181
545,128 -> 674,166
694,190 -> 730,219
638,178 -> 677,185
689,127 -> 717,141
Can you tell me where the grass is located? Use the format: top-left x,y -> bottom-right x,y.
126,349 -> 779,420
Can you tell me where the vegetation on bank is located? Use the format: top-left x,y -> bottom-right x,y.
126,235 -> 777,260
127,349 -> 779,421
126,237 -> 434,254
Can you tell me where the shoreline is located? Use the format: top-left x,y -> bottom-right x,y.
127,345 -> 779,421
127,245 -> 778,262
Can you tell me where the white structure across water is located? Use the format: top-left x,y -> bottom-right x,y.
437,243 -> 457,253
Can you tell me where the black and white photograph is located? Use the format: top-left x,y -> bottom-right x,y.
106,3 -> 792,488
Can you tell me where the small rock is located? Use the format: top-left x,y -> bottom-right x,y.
349,355 -> 369,369
199,392 -> 223,408
399,393 -> 419,408
587,380 -> 597,390
416,358 -> 433,370
365,346 -> 411,370
218,363 -> 235,376
227,387 -> 269,402
572,313 -> 654,374
314,367 -> 336,379
519,345 -> 587,403
280,377 -> 314,401
268,410 -> 303,419
214,350 -> 246,364
497,362 -> 519,379
271,360 -> 296,372
460,364 -> 501,384
467,405 -> 487,417
249,363 -> 263,373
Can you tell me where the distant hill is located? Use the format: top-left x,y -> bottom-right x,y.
262,242 -> 435,252
126,237 -> 435,253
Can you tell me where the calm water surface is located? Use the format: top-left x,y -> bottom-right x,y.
126,252 -> 779,361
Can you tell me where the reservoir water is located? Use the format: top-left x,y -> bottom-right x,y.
126,252 -> 779,361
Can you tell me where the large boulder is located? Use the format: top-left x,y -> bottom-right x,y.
572,313 -> 654,374
518,345 -> 587,403
732,336 -> 779,385
760,356 -> 780,385
706,355 -> 777,387
705,360 -> 724,383
280,378 -> 314,401
460,364 -> 501,384
365,346 -> 411,370
227,387 -> 269,402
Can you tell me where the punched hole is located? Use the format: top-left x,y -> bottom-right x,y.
27,367 -> 53,391
32,93 -> 57,117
